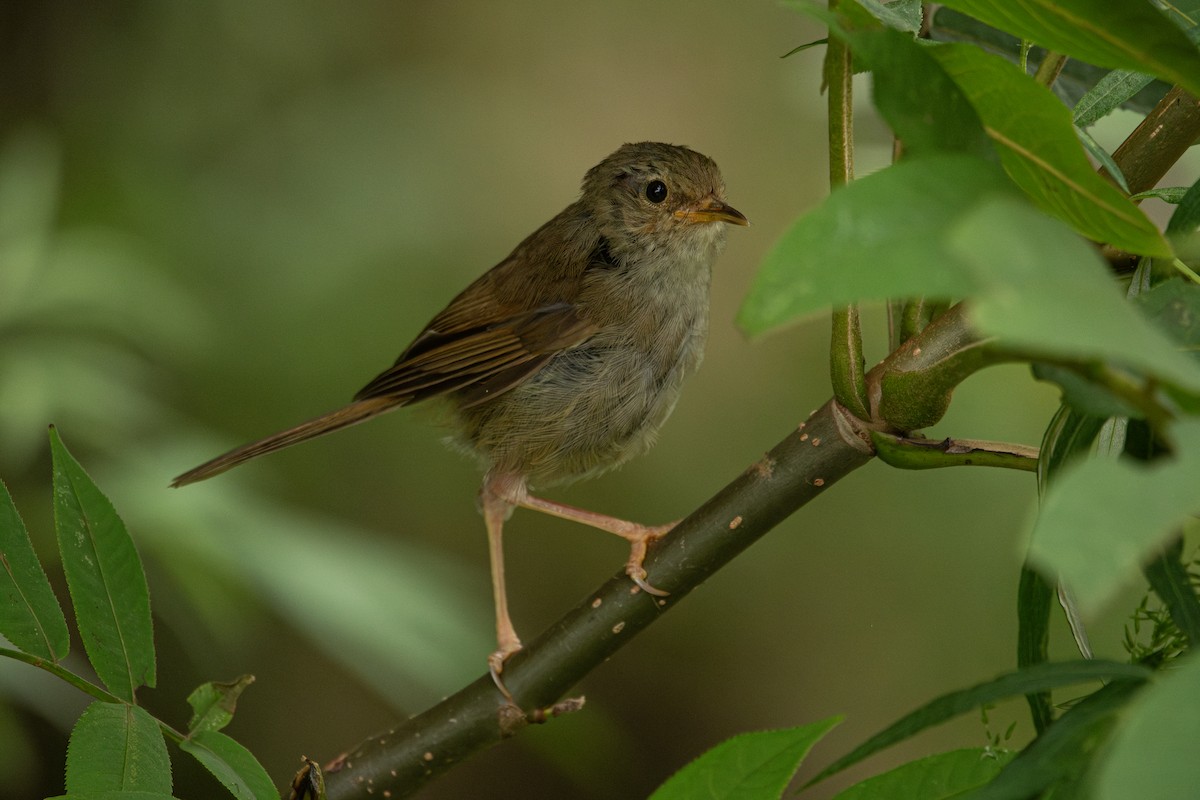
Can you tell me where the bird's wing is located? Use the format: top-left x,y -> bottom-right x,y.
352,300 -> 595,406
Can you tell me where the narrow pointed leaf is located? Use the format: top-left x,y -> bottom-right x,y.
1074,70 -> 1157,128
808,660 -> 1149,785
50,427 -> 155,700
180,730 -> 278,800
650,718 -> 841,800
927,43 -> 1170,257
937,0 -> 1200,98
0,479 -> 69,660
1028,419 -> 1200,615
832,748 -> 1016,799
65,701 -> 172,793
973,679 -> 1143,800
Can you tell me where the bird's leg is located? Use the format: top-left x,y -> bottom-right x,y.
515,493 -> 675,597
480,485 -> 522,703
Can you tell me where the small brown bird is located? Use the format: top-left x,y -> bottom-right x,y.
173,142 -> 747,696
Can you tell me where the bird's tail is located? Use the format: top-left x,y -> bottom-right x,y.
171,396 -> 401,487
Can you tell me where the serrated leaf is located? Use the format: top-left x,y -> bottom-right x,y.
0,479 -> 70,660
65,701 -> 172,794
949,198 -> 1200,393
180,729 -> 277,800
832,747 -> 1016,799
973,679 -> 1142,800
1095,654 -> 1200,800
1028,418 -> 1200,615
808,660 -> 1149,785
938,0 -> 1200,98
926,43 -> 1170,257
187,675 -> 255,735
650,718 -> 841,800
50,427 -> 155,701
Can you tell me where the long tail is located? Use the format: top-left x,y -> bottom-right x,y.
171,396 -> 402,487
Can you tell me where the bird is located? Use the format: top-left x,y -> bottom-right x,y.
172,142 -> 747,699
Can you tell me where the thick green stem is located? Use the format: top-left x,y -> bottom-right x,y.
1032,51 -> 1067,87
869,431 -> 1038,471
826,0 -> 869,420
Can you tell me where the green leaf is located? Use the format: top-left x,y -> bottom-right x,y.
650,718 -> 841,800
1137,278 -> 1200,357
1016,566 -> 1055,733
1167,175 -> 1200,238
856,0 -> 923,33
0,479 -> 70,660
65,701 -> 172,794
180,730 -> 278,800
808,660 -> 1149,785
50,426 -> 155,701
949,198 -> 1200,393
973,679 -> 1143,800
186,675 -> 255,735
49,793 -> 179,800
937,0 -> 1200,98
926,43 -> 1170,257
1130,187 -> 1188,204
833,22 -> 993,158
1143,540 -> 1200,649
1028,418 -> 1200,615
1095,654 -> 1200,800
1073,70 -> 1156,128
738,154 -> 1019,334
832,748 -> 1016,799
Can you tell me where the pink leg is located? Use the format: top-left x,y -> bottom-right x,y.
481,488 -> 522,703
515,493 -> 675,597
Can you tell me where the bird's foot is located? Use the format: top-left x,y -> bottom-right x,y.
625,523 -> 674,597
488,638 -> 523,704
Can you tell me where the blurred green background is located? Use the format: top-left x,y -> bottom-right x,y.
0,2 -> 1169,798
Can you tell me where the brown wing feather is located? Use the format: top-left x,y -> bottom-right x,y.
353,302 -> 595,403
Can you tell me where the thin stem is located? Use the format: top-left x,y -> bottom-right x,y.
1032,51 -> 1067,87
826,0 -> 868,420
0,646 -> 188,744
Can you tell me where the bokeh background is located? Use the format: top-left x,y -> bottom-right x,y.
1,2 -> 1184,798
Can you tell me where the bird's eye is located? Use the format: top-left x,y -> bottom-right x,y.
645,179 -> 668,203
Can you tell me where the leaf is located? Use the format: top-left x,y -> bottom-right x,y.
65,701 -> 172,794
831,21 -> 993,158
1167,174 -> 1200,238
973,679 -> 1143,800
738,154 -> 1019,335
1028,418 -> 1200,615
180,729 -> 278,800
1136,278 -> 1200,356
1016,566 -> 1055,733
186,675 -> 255,735
1073,70 -> 1157,128
937,0 -> 1200,98
926,43 -> 1170,257
948,198 -> 1200,393
831,748 -> 1016,799
807,660 -> 1149,785
50,426 -> 155,701
1095,654 -> 1200,800
856,0 -> 923,33
649,718 -> 841,800
1142,541 -> 1200,648
1130,187 -> 1188,204
0,479 -> 70,660
49,793 -> 179,800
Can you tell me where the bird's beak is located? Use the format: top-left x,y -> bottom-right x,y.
675,198 -> 749,226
